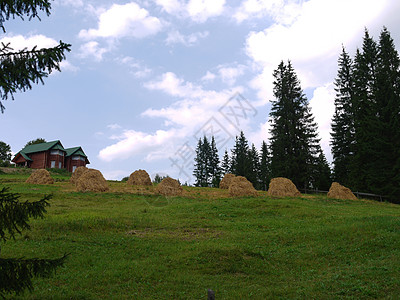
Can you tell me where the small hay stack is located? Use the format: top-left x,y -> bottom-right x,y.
127,169 -> 152,186
220,173 -> 236,189
228,176 -> 258,197
267,177 -> 301,197
75,169 -> 109,192
26,169 -> 54,184
70,166 -> 89,184
327,182 -> 357,200
155,177 -> 183,196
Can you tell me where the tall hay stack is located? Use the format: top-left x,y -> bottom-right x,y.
220,173 -> 236,189
70,166 -> 89,184
155,177 -> 183,196
127,169 -> 152,186
267,177 -> 301,197
75,169 -> 109,192
327,182 -> 357,200
26,169 -> 54,184
228,176 -> 258,197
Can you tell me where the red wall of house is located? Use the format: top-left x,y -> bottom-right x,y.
65,158 -> 86,172
47,153 -> 64,169
30,152 -> 47,169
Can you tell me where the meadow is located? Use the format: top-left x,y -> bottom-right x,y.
1,170 -> 400,299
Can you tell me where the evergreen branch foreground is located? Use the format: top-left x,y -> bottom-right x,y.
0,187 -> 67,297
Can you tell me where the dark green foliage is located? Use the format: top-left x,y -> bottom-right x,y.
269,61 -> 321,189
331,47 -> 354,186
312,149 -> 332,191
220,149 -> 231,175
0,187 -> 67,296
230,131 -> 251,179
0,141 -> 11,166
259,141 -> 271,191
0,0 -> 71,113
247,143 -> 260,188
0,0 -> 51,32
193,136 -> 220,187
24,138 -> 46,147
333,27 -> 400,200
152,174 -> 168,184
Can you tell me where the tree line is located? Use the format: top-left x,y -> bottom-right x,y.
331,27 -> 400,201
195,27 -> 400,201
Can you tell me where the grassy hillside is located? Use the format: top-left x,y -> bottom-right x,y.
1,172 -> 400,299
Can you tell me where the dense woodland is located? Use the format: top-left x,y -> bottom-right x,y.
194,27 -> 400,201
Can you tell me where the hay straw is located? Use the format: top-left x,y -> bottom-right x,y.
155,177 -> 183,196
127,169 -> 152,186
228,176 -> 258,197
75,169 -> 109,192
267,177 -> 301,197
26,169 -> 54,185
327,182 -> 357,200
70,166 -> 89,184
220,173 -> 236,189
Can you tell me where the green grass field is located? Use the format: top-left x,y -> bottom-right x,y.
1,171 -> 400,299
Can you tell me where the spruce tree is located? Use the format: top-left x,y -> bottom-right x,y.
269,61 -> 321,189
247,143 -> 260,189
0,1 -> 71,113
331,47 -> 354,187
220,149 -> 231,175
312,148 -> 332,191
0,187 -> 67,297
231,131 -> 251,179
210,136 -> 221,187
193,138 -> 206,187
259,141 -> 271,191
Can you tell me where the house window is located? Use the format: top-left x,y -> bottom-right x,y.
72,166 -> 77,172
59,162 -> 62,169
50,161 -> 55,168
72,156 -> 85,161
50,150 -> 64,156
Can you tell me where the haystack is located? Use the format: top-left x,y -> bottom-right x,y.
127,169 -> 152,186
327,182 -> 357,200
26,169 -> 54,184
228,176 -> 258,197
75,169 -> 109,192
155,177 -> 183,196
220,173 -> 236,189
70,166 -> 89,184
267,177 -> 301,197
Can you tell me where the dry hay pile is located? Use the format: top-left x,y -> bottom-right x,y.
155,177 -> 183,196
26,169 -> 54,184
228,176 -> 258,197
327,182 -> 357,200
75,169 -> 109,192
267,177 -> 301,197
70,166 -> 89,184
219,173 -> 236,189
126,169 -> 152,186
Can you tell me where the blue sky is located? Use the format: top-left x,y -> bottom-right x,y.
1,0 -> 399,182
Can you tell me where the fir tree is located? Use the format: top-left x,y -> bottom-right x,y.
269,61 -> 321,189
231,131 -> 251,179
259,141 -> 271,191
331,46 -> 354,186
210,136 -> 221,187
0,187 -> 67,297
312,148 -> 332,191
0,1 -> 71,113
247,143 -> 260,188
220,149 -> 231,175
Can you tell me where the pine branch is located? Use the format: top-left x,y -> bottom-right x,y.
0,0 -> 52,32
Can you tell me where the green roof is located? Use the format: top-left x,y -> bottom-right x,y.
65,147 -> 87,158
20,140 -> 64,154
20,152 -> 33,161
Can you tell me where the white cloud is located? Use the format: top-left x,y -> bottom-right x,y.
78,41 -> 108,61
0,34 -> 58,50
218,65 -> 246,86
201,71 -> 216,82
246,0 -> 388,102
155,0 -> 226,22
165,30 -> 209,46
309,84 -> 335,162
118,56 -> 152,78
79,2 -> 163,40
98,129 -> 177,162
107,123 -> 122,130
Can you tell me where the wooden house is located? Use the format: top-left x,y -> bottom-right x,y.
12,140 -> 89,172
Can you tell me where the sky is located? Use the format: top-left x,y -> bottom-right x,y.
1,0 -> 400,182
